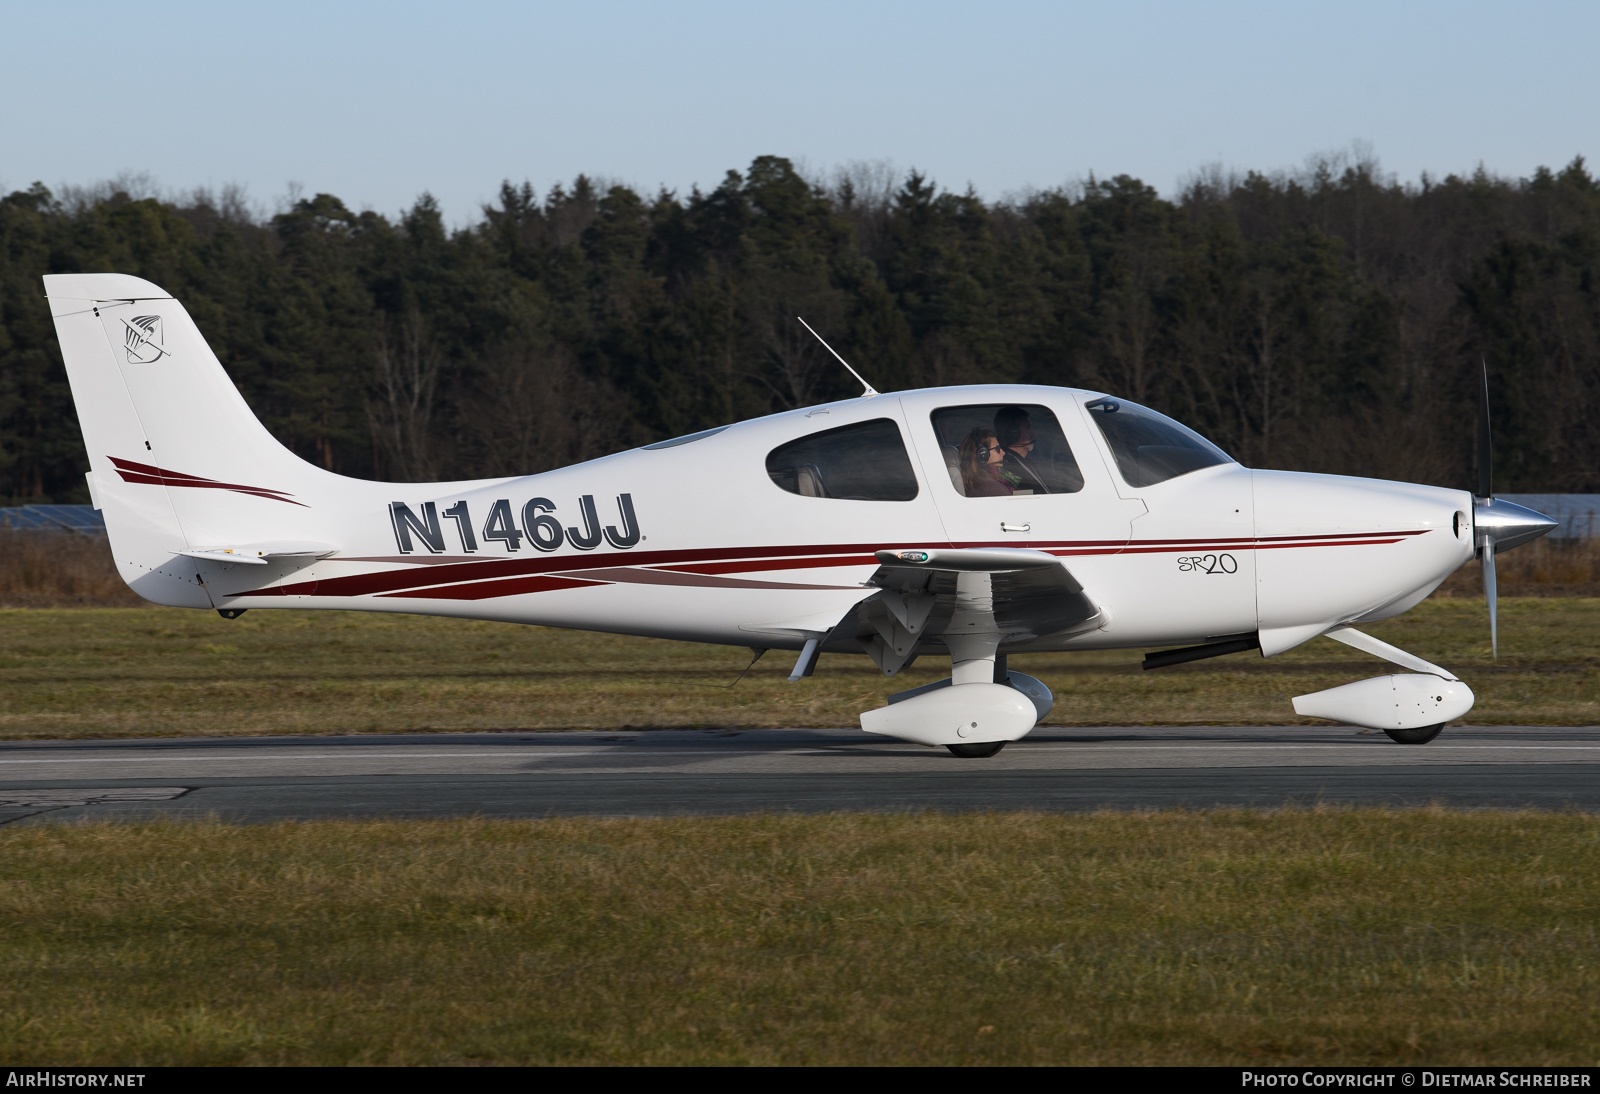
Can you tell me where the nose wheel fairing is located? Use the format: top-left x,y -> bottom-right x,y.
1288,624 -> 1474,737
1293,674 -> 1475,732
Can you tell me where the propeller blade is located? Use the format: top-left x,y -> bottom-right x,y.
1482,536 -> 1498,659
1477,357 -> 1493,499
1474,498 -> 1555,663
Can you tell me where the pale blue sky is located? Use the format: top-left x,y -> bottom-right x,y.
3,0 -> 1595,222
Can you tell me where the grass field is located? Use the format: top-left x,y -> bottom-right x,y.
2,810 -> 1597,1065
1,597 -> 1597,739
5,543 -> 1597,1067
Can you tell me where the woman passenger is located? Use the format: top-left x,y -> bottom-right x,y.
959,428 -> 1012,496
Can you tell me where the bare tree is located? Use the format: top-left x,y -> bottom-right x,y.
747,275 -> 853,409
459,339 -> 620,476
827,160 -> 900,262
368,309 -> 444,481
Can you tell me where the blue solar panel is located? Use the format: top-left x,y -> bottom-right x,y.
0,505 -> 107,533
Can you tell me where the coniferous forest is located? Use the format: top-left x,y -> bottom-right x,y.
1,153 -> 1597,504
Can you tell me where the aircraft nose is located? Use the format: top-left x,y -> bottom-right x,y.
1474,497 -> 1560,551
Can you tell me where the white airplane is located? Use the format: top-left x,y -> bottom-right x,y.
44,273 -> 1556,757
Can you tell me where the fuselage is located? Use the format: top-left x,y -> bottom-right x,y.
197,383 -> 1475,659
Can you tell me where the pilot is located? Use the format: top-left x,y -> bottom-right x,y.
959,428 -> 1012,496
994,405 -> 1049,493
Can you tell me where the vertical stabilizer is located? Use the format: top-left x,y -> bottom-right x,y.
44,274 -> 334,606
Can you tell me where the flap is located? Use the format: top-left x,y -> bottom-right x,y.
738,594 -> 877,644
861,549 -> 1101,648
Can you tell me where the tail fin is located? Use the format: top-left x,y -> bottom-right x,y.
45,274 -> 335,606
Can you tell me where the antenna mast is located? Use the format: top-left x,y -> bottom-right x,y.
797,317 -> 879,397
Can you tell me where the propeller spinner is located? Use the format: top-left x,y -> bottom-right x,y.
1473,360 -> 1558,657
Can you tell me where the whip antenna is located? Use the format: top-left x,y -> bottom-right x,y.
797,316 -> 879,397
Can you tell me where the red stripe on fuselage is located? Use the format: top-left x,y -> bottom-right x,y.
377,574 -> 605,600
655,555 -> 882,576
236,528 -> 1435,601
266,542 -> 909,598
1115,538 -> 1408,555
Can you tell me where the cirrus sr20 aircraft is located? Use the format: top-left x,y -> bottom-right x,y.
45,274 -> 1557,757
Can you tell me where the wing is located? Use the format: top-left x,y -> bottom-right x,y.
822,546 -> 1104,675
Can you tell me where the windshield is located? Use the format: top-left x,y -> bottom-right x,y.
1085,397 -> 1232,487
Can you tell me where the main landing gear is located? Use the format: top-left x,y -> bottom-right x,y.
1384,724 -> 1444,745
858,569 -> 1060,759
946,741 -> 1007,758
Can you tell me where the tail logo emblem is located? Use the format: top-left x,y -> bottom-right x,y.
121,315 -> 169,364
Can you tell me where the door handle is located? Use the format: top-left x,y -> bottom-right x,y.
1000,522 -> 1031,533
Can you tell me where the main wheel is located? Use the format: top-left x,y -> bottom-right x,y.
947,741 -> 1007,758
1384,724 -> 1445,745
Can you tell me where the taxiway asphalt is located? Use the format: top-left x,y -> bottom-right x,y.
1,724 -> 1597,824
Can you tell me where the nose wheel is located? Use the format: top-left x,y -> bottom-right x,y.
946,741 -> 1007,758
1384,724 -> 1444,745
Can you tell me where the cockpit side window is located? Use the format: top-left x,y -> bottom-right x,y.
766,418 -> 919,501
929,404 -> 1084,497
1085,397 -> 1233,487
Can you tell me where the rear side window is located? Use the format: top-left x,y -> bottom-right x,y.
928,404 -> 1084,497
1086,397 -> 1232,487
766,418 -> 919,501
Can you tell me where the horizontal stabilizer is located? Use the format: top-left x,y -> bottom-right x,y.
175,541 -> 337,567
179,550 -> 268,566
